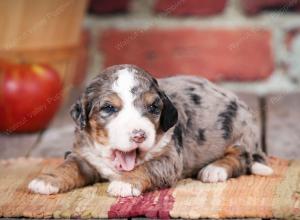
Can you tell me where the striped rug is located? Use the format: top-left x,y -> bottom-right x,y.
0,157 -> 299,219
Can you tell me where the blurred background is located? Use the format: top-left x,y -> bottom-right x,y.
0,0 -> 299,160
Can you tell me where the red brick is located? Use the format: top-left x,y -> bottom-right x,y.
89,0 -> 129,14
100,29 -> 274,81
241,0 -> 300,15
155,0 -> 227,16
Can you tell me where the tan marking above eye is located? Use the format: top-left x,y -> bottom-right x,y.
142,92 -> 160,106
103,93 -> 123,109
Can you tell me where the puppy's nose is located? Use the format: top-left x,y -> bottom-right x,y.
132,129 -> 146,143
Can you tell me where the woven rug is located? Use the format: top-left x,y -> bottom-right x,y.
0,157 -> 299,219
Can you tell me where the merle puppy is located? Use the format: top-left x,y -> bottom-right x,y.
28,64 -> 273,197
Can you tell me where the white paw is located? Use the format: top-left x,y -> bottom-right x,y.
251,162 -> 273,176
28,179 -> 59,195
107,180 -> 141,197
199,165 -> 228,183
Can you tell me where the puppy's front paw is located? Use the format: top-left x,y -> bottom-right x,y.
198,164 -> 228,183
107,180 -> 141,197
28,176 -> 60,195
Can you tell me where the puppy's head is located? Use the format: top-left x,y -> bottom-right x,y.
70,64 -> 177,172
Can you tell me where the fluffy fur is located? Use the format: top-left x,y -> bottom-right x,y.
28,64 -> 273,197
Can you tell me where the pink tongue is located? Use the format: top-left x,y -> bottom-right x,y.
115,150 -> 136,171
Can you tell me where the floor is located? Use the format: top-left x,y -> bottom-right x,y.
0,90 -> 300,220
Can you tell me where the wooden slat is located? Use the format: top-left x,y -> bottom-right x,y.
236,92 -> 262,148
29,121 -> 74,157
266,92 -> 300,159
29,88 -> 81,158
0,133 -> 41,159
237,92 -> 261,119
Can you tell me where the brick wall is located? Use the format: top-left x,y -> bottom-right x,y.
85,0 -> 300,93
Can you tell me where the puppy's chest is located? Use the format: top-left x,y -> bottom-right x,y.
79,147 -> 119,179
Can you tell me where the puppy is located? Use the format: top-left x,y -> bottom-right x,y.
28,64 -> 273,197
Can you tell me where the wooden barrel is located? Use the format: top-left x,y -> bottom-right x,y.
0,0 -> 88,96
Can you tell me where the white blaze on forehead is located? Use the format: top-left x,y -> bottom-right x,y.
112,68 -> 136,107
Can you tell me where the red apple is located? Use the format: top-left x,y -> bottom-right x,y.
0,60 -> 63,133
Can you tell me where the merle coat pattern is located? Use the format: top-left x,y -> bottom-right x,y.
28,65 -> 273,197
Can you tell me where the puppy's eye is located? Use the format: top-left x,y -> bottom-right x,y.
100,104 -> 117,117
147,100 -> 161,115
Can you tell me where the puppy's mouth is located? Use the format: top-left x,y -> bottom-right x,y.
113,149 -> 138,172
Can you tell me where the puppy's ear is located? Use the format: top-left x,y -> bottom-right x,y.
159,92 -> 178,132
70,95 -> 91,130
151,77 -> 158,86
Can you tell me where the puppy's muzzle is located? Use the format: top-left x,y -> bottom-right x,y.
131,129 -> 146,144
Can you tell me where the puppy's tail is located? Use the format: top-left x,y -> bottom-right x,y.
251,162 -> 273,176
